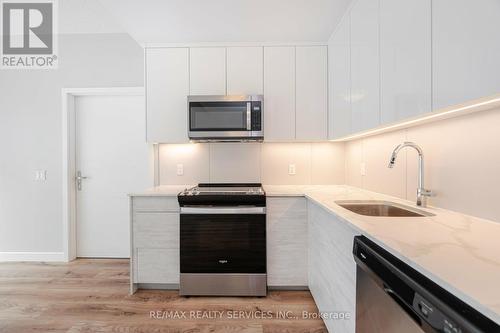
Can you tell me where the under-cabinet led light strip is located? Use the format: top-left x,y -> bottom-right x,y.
330,94 -> 500,142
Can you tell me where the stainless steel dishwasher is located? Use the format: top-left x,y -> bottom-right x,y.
353,236 -> 500,333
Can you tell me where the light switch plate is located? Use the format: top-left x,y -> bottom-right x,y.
360,162 -> 366,176
288,164 -> 296,175
35,170 -> 47,181
176,164 -> 184,176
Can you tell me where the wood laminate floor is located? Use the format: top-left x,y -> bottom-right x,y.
0,259 -> 327,333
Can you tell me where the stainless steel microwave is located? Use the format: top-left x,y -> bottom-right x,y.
187,95 -> 263,141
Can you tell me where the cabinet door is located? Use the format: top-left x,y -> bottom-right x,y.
296,46 -> 328,141
380,0 -> 431,123
308,201 -> 357,333
267,197 -> 307,287
133,212 -> 179,249
432,0 -> 500,110
329,17 -> 351,139
137,248 -> 179,284
350,0 -> 380,133
146,48 -> 189,143
264,47 -> 296,141
226,47 -> 263,95
189,47 -> 226,95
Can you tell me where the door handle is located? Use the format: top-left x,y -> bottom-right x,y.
180,206 -> 266,214
246,102 -> 251,130
383,285 -> 422,326
76,171 -> 88,191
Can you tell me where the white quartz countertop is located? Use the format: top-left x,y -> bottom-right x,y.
130,184 -> 500,324
267,184 -> 500,325
129,185 -> 193,196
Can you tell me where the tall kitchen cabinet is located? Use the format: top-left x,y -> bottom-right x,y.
328,16 -> 351,140
329,0 -> 499,139
146,48 -> 189,143
264,47 -> 296,141
380,0 -> 431,123
432,0 -> 500,110
295,46 -> 328,141
226,47 -> 263,95
328,0 -> 433,138
350,0 -> 380,133
189,47 -> 226,95
264,46 -> 328,141
145,45 -> 328,143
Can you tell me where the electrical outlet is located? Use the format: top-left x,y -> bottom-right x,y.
176,164 -> 184,176
360,162 -> 366,176
288,164 -> 296,175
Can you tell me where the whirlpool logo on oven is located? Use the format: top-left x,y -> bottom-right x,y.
1,0 -> 58,69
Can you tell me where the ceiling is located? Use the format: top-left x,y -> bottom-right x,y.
59,0 -> 126,34
97,0 -> 353,44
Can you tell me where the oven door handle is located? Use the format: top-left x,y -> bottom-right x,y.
180,206 -> 266,214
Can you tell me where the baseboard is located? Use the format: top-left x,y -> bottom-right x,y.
268,286 -> 310,291
0,252 -> 66,262
137,283 -> 180,290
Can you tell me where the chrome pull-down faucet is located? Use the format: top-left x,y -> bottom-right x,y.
388,142 -> 432,207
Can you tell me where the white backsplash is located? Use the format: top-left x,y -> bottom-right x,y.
158,142 -> 345,185
344,107 -> 500,223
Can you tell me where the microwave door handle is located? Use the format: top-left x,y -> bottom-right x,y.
246,102 -> 251,130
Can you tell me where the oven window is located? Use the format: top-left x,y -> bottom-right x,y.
189,102 -> 248,131
180,214 -> 266,274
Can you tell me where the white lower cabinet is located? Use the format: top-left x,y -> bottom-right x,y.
267,197 -> 308,287
137,248 -> 180,284
133,212 -> 179,249
130,197 -> 180,290
308,200 -> 359,333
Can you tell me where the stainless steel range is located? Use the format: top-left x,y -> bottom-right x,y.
177,183 -> 267,296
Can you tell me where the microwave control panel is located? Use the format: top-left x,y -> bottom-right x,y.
251,101 -> 262,131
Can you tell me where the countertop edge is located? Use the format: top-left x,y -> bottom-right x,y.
128,184 -> 500,324
303,192 -> 500,326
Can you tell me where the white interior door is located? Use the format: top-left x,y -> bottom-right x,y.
76,95 -> 152,258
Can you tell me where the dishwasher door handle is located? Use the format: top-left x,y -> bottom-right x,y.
180,207 -> 266,214
383,286 -> 422,326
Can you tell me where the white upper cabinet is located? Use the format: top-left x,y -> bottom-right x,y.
350,0 -> 380,133
432,0 -> 500,110
264,47 -> 296,141
146,45 -> 329,143
146,48 -> 189,143
329,16 -> 351,140
380,0 -> 431,124
226,47 -> 263,95
189,47 -> 226,95
295,46 -> 328,141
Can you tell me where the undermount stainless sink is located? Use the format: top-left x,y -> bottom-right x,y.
335,200 -> 435,217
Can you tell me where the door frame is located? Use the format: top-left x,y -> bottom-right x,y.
61,87 -> 145,262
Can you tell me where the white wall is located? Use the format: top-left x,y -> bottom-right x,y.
0,33 -> 144,253
344,108 -> 500,223
158,143 -> 345,185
